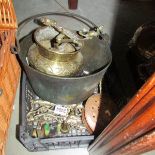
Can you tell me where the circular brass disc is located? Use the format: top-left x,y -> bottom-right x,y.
84,94 -> 101,132
83,93 -> 118,134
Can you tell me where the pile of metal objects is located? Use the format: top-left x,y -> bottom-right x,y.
17,12 -> 112,150
26,100 -> 89,138
22,17 -> 105,138
27,17 -> 104,77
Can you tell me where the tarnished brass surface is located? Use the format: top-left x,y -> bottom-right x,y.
20,14 -> 112,103
27,18 -> 104,76
84,94 -> 101,132
83,93 -> 117,134
60,121 -> 70,134
26,99 -> 90,137
39,17 -> 103,48
20,32 -> 112,104
28,43 -> 83,76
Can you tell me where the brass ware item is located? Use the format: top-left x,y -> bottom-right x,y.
18,13 -> 112,104
27,18 -> 104,76
82,93 -> 117,134
26,99 -> 91,137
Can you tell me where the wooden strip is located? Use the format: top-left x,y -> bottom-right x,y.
2,74 -> 14,103
102,86 -> 155,144
89,87 -> 155,155
104,96 -> 155,154
111,130 -> 155,155
8,55 -> 17,92
88,73 -> 155,152
0,130 -> 5,149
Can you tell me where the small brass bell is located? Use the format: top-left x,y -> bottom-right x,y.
60,121 -> 70,134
